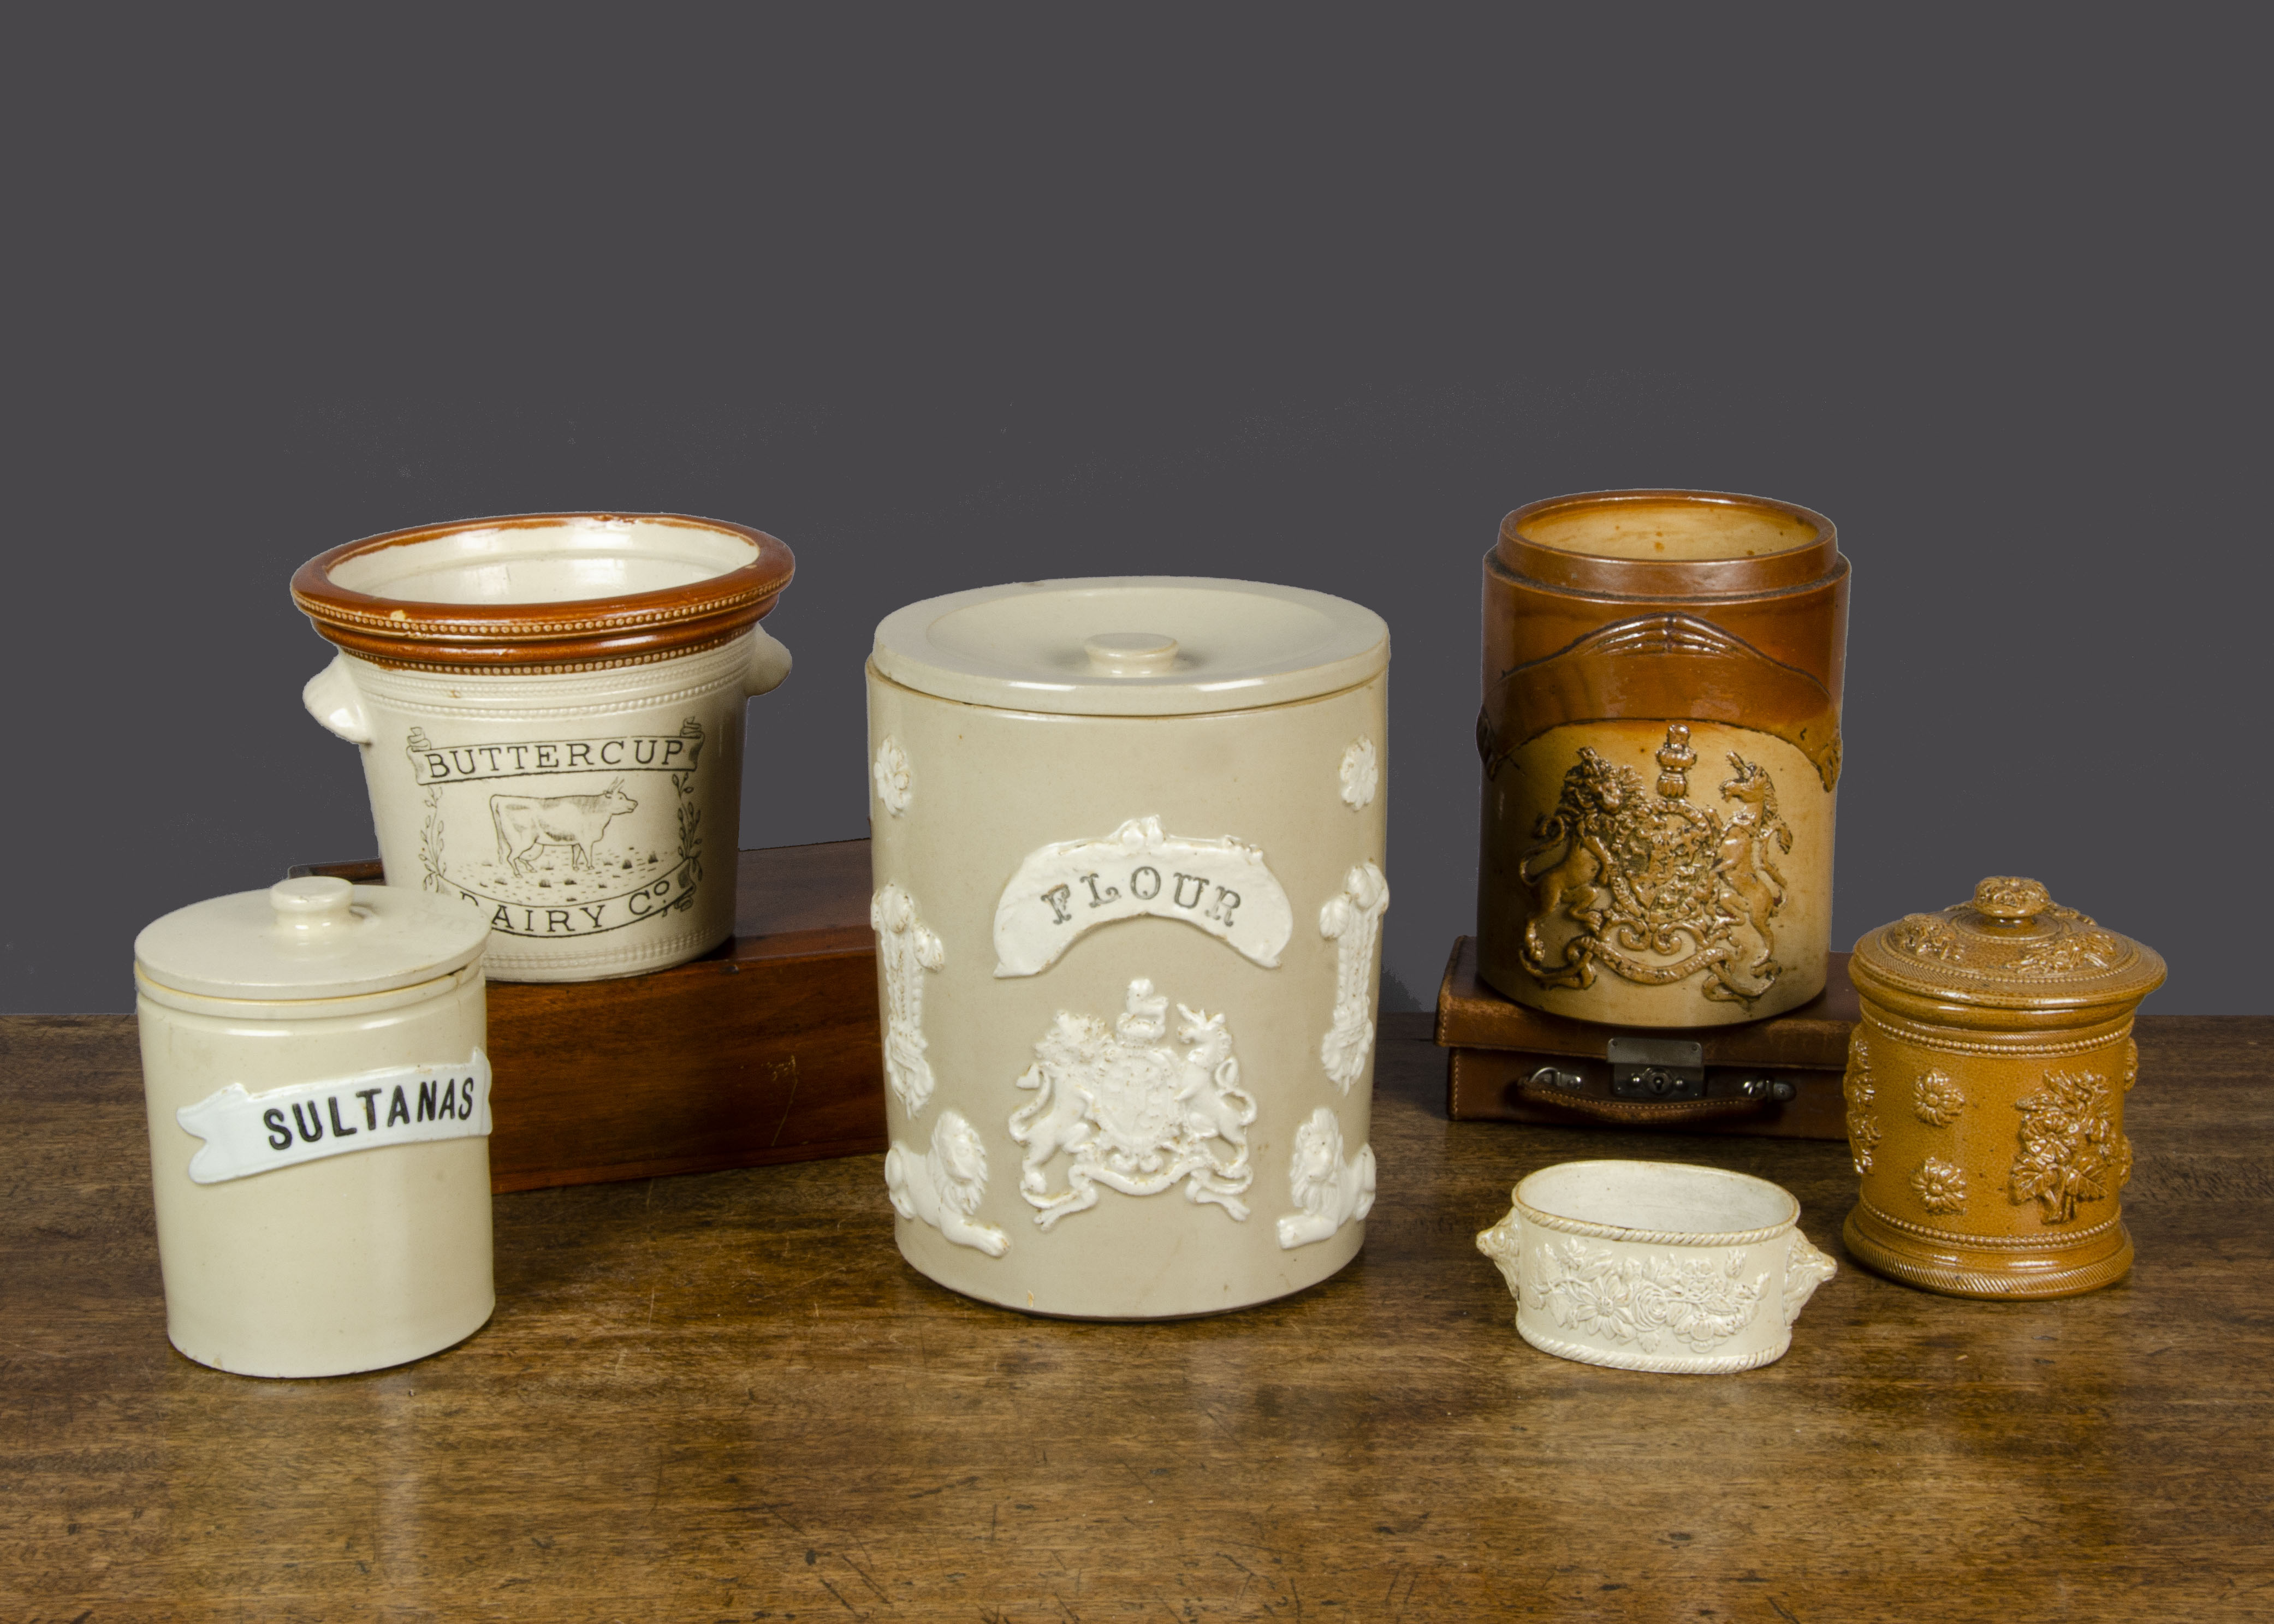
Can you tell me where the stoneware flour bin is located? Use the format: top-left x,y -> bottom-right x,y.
1843,877 -> 2166,1298
135,877 -> 494,1377
867,577 -> 1391,1318
1477,489 -> 1849,1028
293,512 -> 794,982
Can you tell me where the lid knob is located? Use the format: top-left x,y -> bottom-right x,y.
1971,876 -> 2051,927
271,876 -> 357,930
1083,632 -> 1180,675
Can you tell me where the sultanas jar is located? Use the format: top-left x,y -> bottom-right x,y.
1843,877 -> 2166,1298
1477,489 -> 1849,1028
293,513 -> 794,983
135,877 -> 494,1376
866,578 -> 1390,1318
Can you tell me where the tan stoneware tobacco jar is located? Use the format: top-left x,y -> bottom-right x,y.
1843,877 -> 2166,1299
1477,489 -> 1848,1028
293,513 -> 794,982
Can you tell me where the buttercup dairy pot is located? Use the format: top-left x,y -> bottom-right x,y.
866,578 -> 1391,1318
294,512 -> 794,981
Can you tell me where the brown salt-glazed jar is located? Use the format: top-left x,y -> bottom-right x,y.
1477,489 -> 1848,1028
1843,877 -> 2166,1299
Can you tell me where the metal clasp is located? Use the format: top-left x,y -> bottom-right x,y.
1607,1037 -> 1706,1101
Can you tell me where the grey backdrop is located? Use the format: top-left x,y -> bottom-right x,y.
3,7 -> 2265,1015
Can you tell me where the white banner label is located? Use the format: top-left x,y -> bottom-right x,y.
992,817 -> 1292,978
175,1052 -> 492,1185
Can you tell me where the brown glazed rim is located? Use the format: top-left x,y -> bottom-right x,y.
1498,488 -> 1840,600
291,511 -> 795,673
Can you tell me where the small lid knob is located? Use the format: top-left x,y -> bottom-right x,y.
1971,876 -> 2051,926
270,875 -> 357,929
1083,632 -> 1180,675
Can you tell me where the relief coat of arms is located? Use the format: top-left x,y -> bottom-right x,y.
1009,979 -> 1256,1229
1519,724 -> 1792,1005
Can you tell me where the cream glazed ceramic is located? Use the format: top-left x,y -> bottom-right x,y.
295,514 -> 793,982
867,578 -> 1390,1318
135,878 -> 494,1377
1477,1161 -> 1837,1373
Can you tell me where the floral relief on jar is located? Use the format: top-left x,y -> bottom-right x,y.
1912,1069 -> 1967,1128
2010,1069 -> 2128,1224
1843,1030 -> 1880,1175
1910,1157 -> 1969,1216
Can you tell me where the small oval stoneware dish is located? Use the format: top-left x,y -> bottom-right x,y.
1477,1159 -> 1837,1373
293,513 -> 794,983
1843,876 -> 2166,1299
135,877 -> 493,1377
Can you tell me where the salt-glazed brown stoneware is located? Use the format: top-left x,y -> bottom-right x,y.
1477,489 -> 1849,1028
1842,877 -> 2166,1299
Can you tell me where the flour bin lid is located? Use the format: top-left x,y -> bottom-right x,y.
870,577 -> 1390,716
135,878 -> 491,1002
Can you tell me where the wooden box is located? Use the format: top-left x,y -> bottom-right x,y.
1436,935 -> 1857,1140
297,841 -> 882,1191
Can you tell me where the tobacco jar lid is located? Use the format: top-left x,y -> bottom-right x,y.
292,511 -> 795,673
135,879 -> 491,1003
870,576 -> 1390,716
1850,876 -> 2166,1016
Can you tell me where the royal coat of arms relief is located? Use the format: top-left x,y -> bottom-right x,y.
1518,723 -> 1795,1006
1008,979 -> 1257,1229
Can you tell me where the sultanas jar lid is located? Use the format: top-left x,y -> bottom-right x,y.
1851,876 -> 2166,1015
870,577 -> 1390,716
135,878 -> 491,1002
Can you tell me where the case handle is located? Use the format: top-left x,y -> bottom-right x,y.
1513,1065 -> 1778,1126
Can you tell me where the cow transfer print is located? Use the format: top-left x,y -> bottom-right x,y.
404,721 -> 707,938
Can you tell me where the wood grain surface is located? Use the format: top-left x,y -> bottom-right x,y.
4,1013 -> 2269,1621
299,841 -> 884,1193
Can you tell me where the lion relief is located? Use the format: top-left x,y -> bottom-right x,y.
886,1110 -> 1010,1258
1275,1106 -> 1377,1250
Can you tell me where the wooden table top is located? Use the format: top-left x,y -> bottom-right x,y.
5,1012 -> 2270,1621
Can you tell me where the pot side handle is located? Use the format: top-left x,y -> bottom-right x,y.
745,623 -> 792,697
1783,1231 -> 1838,1326
303,655 -> 373,745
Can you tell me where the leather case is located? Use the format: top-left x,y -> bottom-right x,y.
1436,935 -> 1856,1139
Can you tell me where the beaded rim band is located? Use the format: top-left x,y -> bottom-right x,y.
1859,1008 -> 2133,1060
1855,1199 -> 2124,1250
292,512 -> 794,674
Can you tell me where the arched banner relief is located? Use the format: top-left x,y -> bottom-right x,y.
992,816 -> 1293,978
